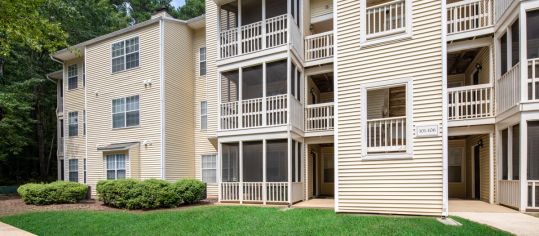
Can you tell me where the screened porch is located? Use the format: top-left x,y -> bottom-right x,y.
219,138 -> 304,204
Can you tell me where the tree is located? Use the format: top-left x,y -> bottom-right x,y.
111,0 -> 174,24
175,0 -> 205,20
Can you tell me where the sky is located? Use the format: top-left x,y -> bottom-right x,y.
171,0 -> 185,8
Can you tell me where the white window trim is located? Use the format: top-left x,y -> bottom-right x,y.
68,111 -> 78,137
201,154 -> 217,184
105,154 -> 129,180
200,101 -> 208,130
67,64 -> 78,90
68,159 -> 79,182
360,78 -> 414,159
359,0 -> 413,46
111,95 -> 140,129
111,36 -> 140,73
199,47 -> 206,76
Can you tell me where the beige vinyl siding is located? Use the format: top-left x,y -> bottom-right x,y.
197,1 -> 219,196
85,22 -> 162,194
163,20 -> 196,180
63,58 -> 86,183
311,0 -> 333,18
336,0 -> 444,216
465,134 -> 491,202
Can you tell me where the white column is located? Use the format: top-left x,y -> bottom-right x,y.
239,141 -> 244,204
508,127 -> 513,181
288,136 -> 292,205
520,116 -> 528,212
261,0 -> 266,50
305,143 -> 309,200
520,7 -> 528,103
238,68 -> 243,129
263,139 -> 267,204
218,142 -> 223,202
489,132 -> 494,204
262,63 -> 267,126
237,0 -> 242,56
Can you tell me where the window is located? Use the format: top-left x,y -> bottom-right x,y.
201,155 -> 217,183
266,140 -> 288,182
361,79 -> 412,157
222,143 -> 239,182
83,158 -> 87,184
106,154 -> 126,180
291,140 -> 302,182
290,0 -> 300,27
501,124 -> 521,180
83,110 -> 86,135
112,95 -> 140,128
290,62 -> 302,101
243,141 -> 263,182
448,147 -> 463,183
112,37 -> 139,73
200,101 -> 207,130
82,63 -> 86,87
199,47 -> 206,76
323,154 -> 334,183
68,64 -> 78,90
68,159 -> 78,182
360,0 -> 412,44
68,111 -> 78,137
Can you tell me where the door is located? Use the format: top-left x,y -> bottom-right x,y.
311,152 -> 317,197
320,147 -> 334,196
474,145 -> 481,199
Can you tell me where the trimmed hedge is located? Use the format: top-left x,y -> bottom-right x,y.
96,179 -> 206,209
17,181 -> 88,205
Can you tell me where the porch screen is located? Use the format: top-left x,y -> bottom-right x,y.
266,139 -> 288,182
502,129 -> 508,180
527,10 -> 539,59
243,141 -> 263,182
528,121 -> 539,180
222,143 -> 239,182
266,60 -> 287,96
242,65 -> 263,100
513,125 -> 520,180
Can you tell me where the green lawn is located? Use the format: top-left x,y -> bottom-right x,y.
1,206 -> 510,236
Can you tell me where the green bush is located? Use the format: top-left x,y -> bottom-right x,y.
17,181 -> 88,205
96,179 -> 206,209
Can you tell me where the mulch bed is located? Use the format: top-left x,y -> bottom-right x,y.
0,195 -> 217,217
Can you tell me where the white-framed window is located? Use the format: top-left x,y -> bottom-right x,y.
361,78 -> 413,158
106,154 -> 127,180
199,47 -> 206,76
290,61 -> 302,101
201,154 -> 217,183
83,158 -> 87,184
200,101 -> 207,130
112,37 -> 139,73
68,159 -> 78,182
448,146 -> 464,183
112,95 -> 140,128
360,0 -> 412,45
68,64 -> 78,90
83,110 -> 86,135
68,111 -> 78,137
82,63 -> 86,87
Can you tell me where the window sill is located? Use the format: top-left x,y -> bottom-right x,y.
360,32 -> 413,48
361,153 -> 413,161
112,125 -> 141,131
112,66 -> 140,75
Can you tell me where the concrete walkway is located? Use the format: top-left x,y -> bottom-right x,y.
450,200 -> 539,236
293,198 -> 334,209
0,222 -> 35,236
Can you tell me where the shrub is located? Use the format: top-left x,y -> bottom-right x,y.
172,179 -> 206,204
96,179 -> 206,210
17,181 -> 88,205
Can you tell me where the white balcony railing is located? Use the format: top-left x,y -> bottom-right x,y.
495,0 -> 513,22
529,180 -> 539,209
220,94 -> 288,130
448,84 -> 494,120
305,103 -> 334,132
496,63 -> 520,114
367,116 -> 407,153
447,0 -> 493,35
219,14 -> 289,59
304,31 -> 334,62
366,0 -> 406,38
528,58 -> 539,101
499,180 -> 520,209
220,182 -> 290,203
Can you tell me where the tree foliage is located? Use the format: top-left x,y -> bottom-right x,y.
175,0 -> 205,20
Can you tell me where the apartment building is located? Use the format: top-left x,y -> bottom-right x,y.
49,0 -> 539,217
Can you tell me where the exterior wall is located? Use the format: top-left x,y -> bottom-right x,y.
335,0 -> 444,215
85,22 -> 163,194
200,0 -> 220,196
63,57 -> 86,183
163,20 -> 196,180
311,0 -> 333,18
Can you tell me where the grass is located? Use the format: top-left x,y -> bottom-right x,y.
0,206 -> 510,236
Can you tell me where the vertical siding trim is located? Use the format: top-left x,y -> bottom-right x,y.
84,46 -> 88,179
441,0 -> 449,217
159,18 -> 166,179
332,0 -> 339,212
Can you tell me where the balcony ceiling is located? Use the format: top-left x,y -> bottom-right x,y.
447,48 -> 481,75
311,73 -> 334,93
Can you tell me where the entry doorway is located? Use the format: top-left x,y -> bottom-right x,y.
309,144 -> 334,198
473,145 -> 481,200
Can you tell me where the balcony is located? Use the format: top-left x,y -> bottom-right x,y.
304,31 -> 334,65
496,62 -> 520,114
218,0 -> 302,61
448,84 -> 494,121
366,116 -> 407,153
366,0 -> 406,39
305,103 -> 334,132
447,0 -> 493,39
